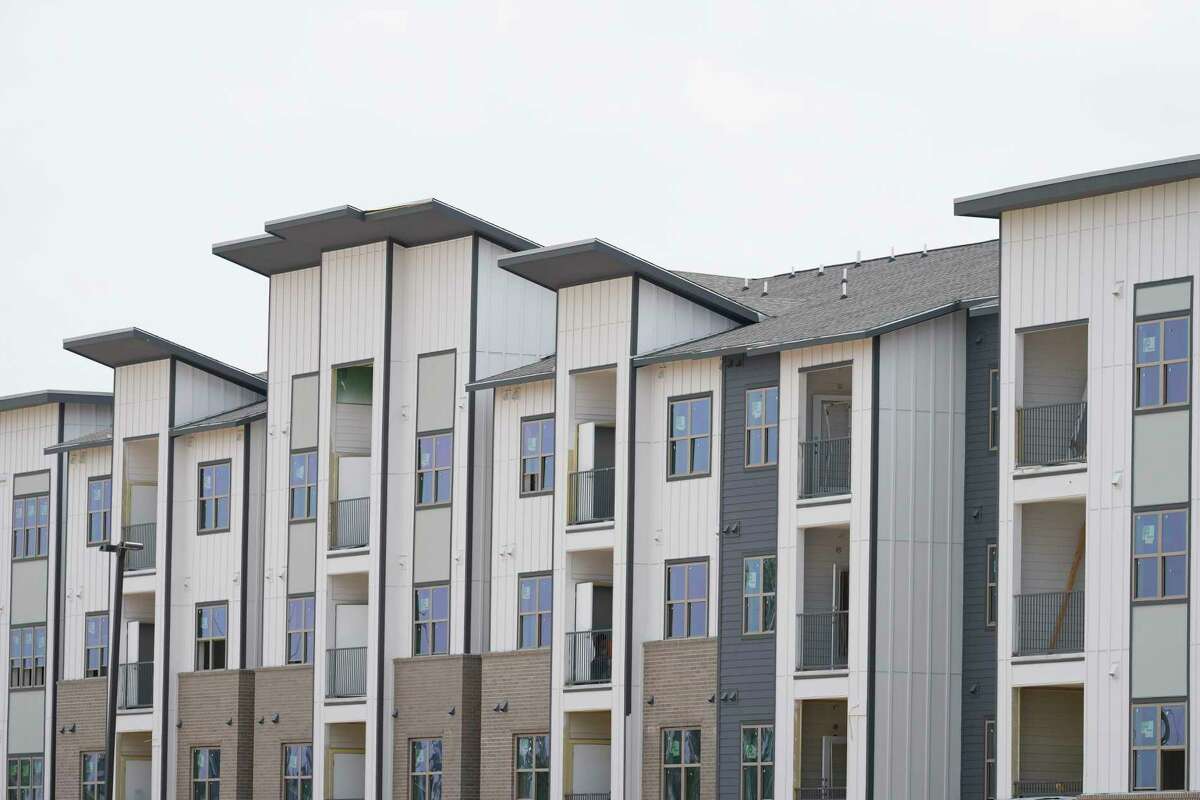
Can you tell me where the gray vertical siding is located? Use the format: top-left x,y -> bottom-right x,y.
960,312 -> 999,800
718,352 -> 780,798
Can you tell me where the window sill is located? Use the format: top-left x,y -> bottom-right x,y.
796,494 -> 851,508
566,521 -> 614,533
327,546 -> 369,558
665,472 -> 712,483
793,668 -> 848,679
520,490 -> 554,499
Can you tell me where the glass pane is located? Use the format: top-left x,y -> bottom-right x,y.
541,420 -> 554,454
433,622 -> 448,654
687,564 -> 706,600
1139,366 -> 1162,407
744,597 -> 761,633
418,438 -> 434,469
664,730 -> 682,764
761,765 -> 775,798
1166,362 -> 1189,404
516,772 -> 533,799
1164,318 -> 1189,361
747,428 -> 763,465
213,606 -> 228,636
418,472 -> 434,505
522,422 -> 538,457
668,565 -> 685,601
520,616 -> 537,648
671,402 -> 690,437
428,773 -> 442,800
217,498 -> 229,529
432,586 -> 449,619
519,579 -> 536,612
290,455 -> 306,486
534,735 -> 549,769
683,729 -> 701,764
1164,555 -> 1187,596
747,391 -> 764,425
763,596 -> 777,631
692,437 -> 710,474
542,456 -> 554,490
1163,704 -> 1187,746
664,769 -> 681,800
414,624 -> 429,656
335,365 -> 373,404
436,469 -> 452,503
668,604 -> 685,638
540,615 -> 552,647
765,387 -> 779,424
193,750 -> 207,779
411,777 -> 426,800
685,767 -> 700,800
1135,557 -> 1159,599
1162,748 -> 1187,790
1137,322 -> 1161,364
535,772 -> 549,800
760,727 -> 774,761
434,435 -> 453,469
428,739 -> 443,770
1133,706 -> 1158,746
691,398 -> 710,436
689,601 -> 707,637
763,557 -> 777,592
517,737 -> 533,769
766,425 -> 778,464
416,589 -> 431,621
1134,514 -> 1159,554
744,559 -> 762,593
412,740 -> 427,772
538,577 -> 553,611
1133,748 -> 1157,789
741,767 -> 758,800
670,441 -> 688,476
741,727 -> 758,761
1162,512 -> 1187,552
214,465 -> 230,496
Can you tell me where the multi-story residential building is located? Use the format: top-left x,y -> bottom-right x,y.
10,155 -> 1195,799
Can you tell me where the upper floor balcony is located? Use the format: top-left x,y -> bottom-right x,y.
795,525 -> 850,672
798,364 -> 852,501
568,367 -> 617,528
116,661 -> 154,710
1013,500 -> 1085,658
1012,686 -> 1082,797
1015,323 -> 1087,469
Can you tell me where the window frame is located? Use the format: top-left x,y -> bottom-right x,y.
514,733 -> 550,800
285,594 -> 316,665
282,743 -> 313,800
664,558 -> 709,640
415,430 -> 454,508
739,724 -> 774,800
288,450 -> 318,522
8,623 -> 47,689
194,602 -> 229,671
744,386 -> 780,469
985,543 -> 998,628
86,475 -> 112,546
984,718 -> 996,800
8,754 -> 44,800
196,460 -> 232,534
517,573 -> 553,650
1132,508 -> 1189,602
1134,314 -> 1191,410
191,747 -> 221,800
84,612 -> 109,678
667,393 -> 713,480
410,738 -> 443,799
742,555 -> 777,636
413,583 -> 450,657
662,727 -> 701,800
1131,701 -> 1187,791
11,482 -> 50,561
519,415 -> 556,497
987,368 -> 1000,451
80,751 -> 104,800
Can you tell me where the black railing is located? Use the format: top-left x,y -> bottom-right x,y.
1013,779 -> 1081,797
798,437 -> 851,499
568,468 -> 615,525
117,662 -> 154,710
326,647 -> 367,698
796,611 -> 849,671
1016,401 -> 1087,467
565,629 -> 612,686
9,661 -> 45,689
796,788 -> 847,800
564,794 -> 611,800
1013,590 -> 1084,656
330,497 -> 369,550
123,523 -> 156,571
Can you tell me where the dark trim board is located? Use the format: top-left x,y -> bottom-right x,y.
866,334 -> 880,800
373,238 -> 395,799
159,357 -> 177,800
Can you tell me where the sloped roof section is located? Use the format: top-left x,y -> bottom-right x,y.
466,355 -> 556,391
171,400 -> 267,437
0,390 -> 112,414
45,428 -> 114,455
63,328 -> 266,393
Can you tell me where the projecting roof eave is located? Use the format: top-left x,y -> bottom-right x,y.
170,400 -> 267,437
465,356 -> 557,392
63,328 -> 267,393
0,390 -> 113,414
44,429 -> 114,455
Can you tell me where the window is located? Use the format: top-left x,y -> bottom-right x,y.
518,575 -> 552,650
191,748 -> 221,800
521,417 -> 555,495
985,544 -> 998,628
197,461 -> 231,532
12,492 -> 49,559
9,625 -> 46,688
984,719 -> 996,800
289,452 -> 318,521
84,613 -> 109,678
414,585 -> 449,656
335,364 -> 373,405
663,728 -> 701,800
987,369 -> 1000,451
1136,316 -> 1190,408
740,725 -> 774,800
8,756 -> 43,800
1134,510 -> 1188,600
745,387 -> 779,467
743,556 -> 777,635
87,476 -> 112,544
410,739 -> 443,799
515,734 -> 549,800
283,744 -> 312,800
416,433 -> 453,505
668,395 -> 712,478
286,596 -> 316,665
80,752 -> 104,800
666,561 -> 707,639
1132,702 -> 1186,790
195,604 -> 228,671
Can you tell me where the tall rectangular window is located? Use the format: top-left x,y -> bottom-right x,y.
1134,510 -> 1188,600
80,752 -> 104,800
9,625 -> 46,688
518,575 -> 552,650
1132,703 -> 1186,790
743,556 -> 777,635
197,461 -> 231,533
84,613 -> 109,678
985,544 -> 998,628
521,417 -> 555,495
195,604 -> 228,671
87,476 -> 112,544
289,452 -> 318,521
984,719 -> 996,800
988,369 -> 1000,451
416,433 -> 453,506
515,734 -> 549,800
1136,316 -> 1191,408
668,395 -> 712,478
745,387 -> 779,467
286,595 -> 316,665
665,560 -> 707,639
191,748 -> 221,800
740,725 -> 774,800
8,756 -> 44,800
663,728 -> 701,799
12,492 -> 49,559
410,739 -> 443,799
283,744 -> 313,800
414,585 -> 449,656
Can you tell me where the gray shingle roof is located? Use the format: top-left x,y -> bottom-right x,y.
467,355 -> 556,391
44,428 -> 114,455
171,400 -> 267,436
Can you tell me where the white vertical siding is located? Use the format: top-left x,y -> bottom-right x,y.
634,280 -> 739,355
474,238 -> 557,381
62,402 -> 112,442
61,445 -> 115,681
172,362 -> 262,426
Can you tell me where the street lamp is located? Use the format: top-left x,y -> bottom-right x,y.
98,540 -> 144,800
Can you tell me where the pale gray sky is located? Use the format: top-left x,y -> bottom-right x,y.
3,0 -> 1198,394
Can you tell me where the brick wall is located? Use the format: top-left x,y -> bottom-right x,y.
480,649 -> 551,799
252,665 -> 314,799
176,669 -> 256,799
642,638 -> 718,800
392,655 -> 481,800
55,678 -> 107,800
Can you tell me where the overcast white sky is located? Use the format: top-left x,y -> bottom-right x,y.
3,0 -> 1199,394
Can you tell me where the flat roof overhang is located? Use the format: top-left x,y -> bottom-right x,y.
955,153 -> 1200,218
212,199 -> 540,276
497,239 -> 762,324
63,328 -> 267,393
0,390 -> 112,414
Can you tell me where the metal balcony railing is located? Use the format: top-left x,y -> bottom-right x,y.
565,629 -> 612,686
796,788 -> 848,800
1013,779 -> 1081,797
122,523 -> 156,571
796,611 -> 849,671
326,647 -> 367,698
330,497 -> 369,550
798,437 -> 851,499
117,662 -> 154,710
1016,401 -> 1087,467
564,794 -> 611,800
568,468 -> 615,525
1013,590 -> 1084,657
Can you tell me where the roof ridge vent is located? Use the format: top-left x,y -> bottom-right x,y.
817,264 -> 825,276
761,280 -> 769,297
742,277 -> 749,291
889,246 -> 895,262
922,243 -> 928,257
840,268 -> 848,299
855,250 -> 861,267
789,267 -> 796,278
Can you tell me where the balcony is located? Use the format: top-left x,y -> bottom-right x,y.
795,698 -> 847,800
1013,686 -> 1083,797
122,523 -> 156,571
565,629 -> 612,686
330,497 -> 369,550
116,662 -> 154,710
568,468 -> 615,525
326,647 -> 367,698
797,437 -> 851,500
565,795 -> 611,800
1015,401 -> 1087,467
796,611 -> 849,672
796,789 -> 847,800
1012,780 -> 1081,797
1013,590 -> 1084,657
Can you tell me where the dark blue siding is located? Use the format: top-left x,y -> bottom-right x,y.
718,353 -> 780,798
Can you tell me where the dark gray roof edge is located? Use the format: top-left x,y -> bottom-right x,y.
466,367 -> 556,392
497,238 -> 763,324
0,390 -> 113,414
63,328 -> 268,393
265,205 -> 363,233
954,153 -> 1200,218
170,400 -> 267,437
44,430 -> 114,455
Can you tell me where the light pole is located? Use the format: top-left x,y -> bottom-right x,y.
98,540 -> 144,800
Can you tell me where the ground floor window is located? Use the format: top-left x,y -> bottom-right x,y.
663,728 -> 700,799
1133,702 -> 1186,790
192,748 -> 221,800
283,744 -> 312,800
740,724 -> 774,799
984,719 -> 996,800
411,738 -> 443,799
515,734 -> 549,799
80,753 -> 105,800
7,755 -> 43,800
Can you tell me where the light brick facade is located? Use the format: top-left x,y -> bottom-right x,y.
175,669 -> 256,799
642,638 -> 718,800
392,655 -> 482,800
480,649 -> 552,799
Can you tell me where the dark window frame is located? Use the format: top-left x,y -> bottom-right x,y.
517,573 -> 553,650
288,450 -> 319,522
194,602 -> 229,671
8,754 -> 44,799
667,393 -> 713,480
1132,508 -> 1189,602
8,623 -> 47,689
80,751 -> 105,800
985,544 -> 998,628
514,733 -> 550,800
739,724 -> 774,800
1131,701 -> 1187,791
742,555 -> 777,636
415,430 -> 454,508
410,738 -> 443,799
744,386 -> 780,469
86,475 -> 112,545
1134,311 -> 1191,411
519,415 -> 556,497
84,612 -> 109,678
984,718 -> 996,800
286,594 -> 316,665
664,558 -> 708,640
988,369 -> 1000,451
282,743 -> 313,799
197,460 -> 232,534
191,746 -> 221,800
413,583 -> 450,657
11,481 -> 50,561
662,727 -> 701,800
